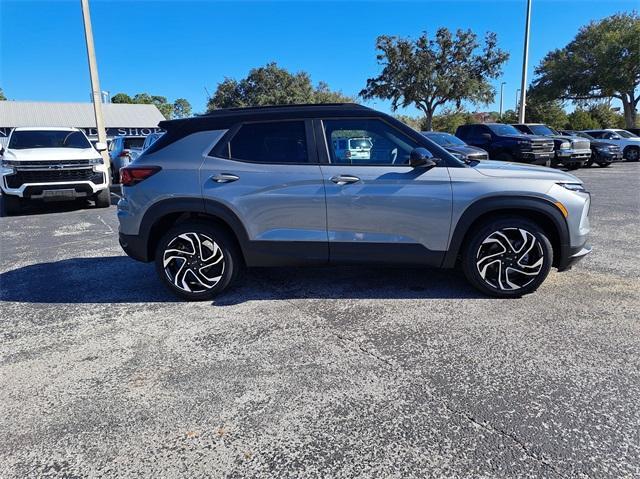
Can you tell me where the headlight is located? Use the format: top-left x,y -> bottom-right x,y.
595,145 -> 610,152
1,159 -> 19,167
450,152 -> 464,159
560,141 -> 570,149
88,158 -> 104,165
557,182 -> 586,193
517,140 -> 531,146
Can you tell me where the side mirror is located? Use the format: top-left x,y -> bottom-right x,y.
95,142 -> 107,151
410,148 -> 437,168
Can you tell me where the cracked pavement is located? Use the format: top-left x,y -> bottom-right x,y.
1,163 -> 639,478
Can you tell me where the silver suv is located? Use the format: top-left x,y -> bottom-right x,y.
117,104 -> 591,301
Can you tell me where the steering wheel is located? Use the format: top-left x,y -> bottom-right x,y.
390,147 -> 398,164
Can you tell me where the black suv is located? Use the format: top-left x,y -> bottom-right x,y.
456,123 -> 555,165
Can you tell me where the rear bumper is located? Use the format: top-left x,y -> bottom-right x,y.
119,232 -> 150,262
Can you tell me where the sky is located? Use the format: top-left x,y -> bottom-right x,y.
0,0 -> 636,117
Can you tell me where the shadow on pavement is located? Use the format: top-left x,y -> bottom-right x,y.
0,255 -> 483,304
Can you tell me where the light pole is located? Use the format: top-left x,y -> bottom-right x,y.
516,89 -> 521,117
80,0 -> 109,168
499,81 -> 506,118
518,0 -> 532,123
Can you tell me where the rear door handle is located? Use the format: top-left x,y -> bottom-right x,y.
211,173 -> 239,183
330,175 -> 360,185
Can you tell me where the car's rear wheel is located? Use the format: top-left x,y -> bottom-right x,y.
0,192 -> 22,217
462,217 -> 553,298
155,221 -> 242,301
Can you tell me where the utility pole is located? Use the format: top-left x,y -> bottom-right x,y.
516,89 -> 521,118
80,0 -> 109,168
499,81 -> 506,118
518,0 -> 532,123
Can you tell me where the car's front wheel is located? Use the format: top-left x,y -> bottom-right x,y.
155,221 -> 242,301
624,146 -> 639,162
94,188 -> 110,208
0,192 -> 22,217
462,217 -> 553,298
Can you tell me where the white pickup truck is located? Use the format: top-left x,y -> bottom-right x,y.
0,127 -> 111,215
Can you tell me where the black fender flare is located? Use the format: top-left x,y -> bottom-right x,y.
138,197 -> 250,260
442,195 -> 570,268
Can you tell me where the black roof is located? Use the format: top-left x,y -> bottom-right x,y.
159,103 -> 374,131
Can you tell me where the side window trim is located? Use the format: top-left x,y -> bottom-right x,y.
208,119 -> 316,165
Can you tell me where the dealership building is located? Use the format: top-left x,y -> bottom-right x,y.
0,101 -> 165,146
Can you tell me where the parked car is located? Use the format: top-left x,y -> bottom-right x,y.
109,135 -> 146,183
582,129 -> 640,161
333,137 -> 373,162
512,123 -> 590,170
559,130 -> 623,167
0,127 -> 110,215
142,132 -> 164,151
117,104 -> 591,300
421,131 -> 488,162
455,123 -> 555,165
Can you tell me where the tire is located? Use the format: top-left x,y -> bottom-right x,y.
0,192 -> 22,216
624,146 -> 640,162
462,217 -> 553,298
597,162 -> 611,168
154,221 -> 243,301
94,188 -> 111,208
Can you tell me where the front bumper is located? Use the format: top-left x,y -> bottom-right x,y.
558,244 -> 592,271
1,164 -> 109,199
556,148 -> 591,164
595,150 -> 624,162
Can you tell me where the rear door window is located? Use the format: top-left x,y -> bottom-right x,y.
225,121 -> 309,164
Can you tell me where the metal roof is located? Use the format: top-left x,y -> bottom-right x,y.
0,101 -> 166,128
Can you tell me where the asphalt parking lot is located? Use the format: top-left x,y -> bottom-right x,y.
1,163 -> 639,478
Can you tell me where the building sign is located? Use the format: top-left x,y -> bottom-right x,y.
0,127 -> 163,138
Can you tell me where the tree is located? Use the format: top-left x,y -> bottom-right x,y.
111,92 -> 132,104
567,109 -> 599,130
587,103 -> 625,129
394,114 -> 424,131
360,28 -> 509,130
173,98 -> 192,119
431,108 -> 475,133
530,12 -> 640,128
0,88 -> 6,101
207,62 -> 352,111
110,92 -> 190,120
524,93 -> 568,129
499,109 -> 518,124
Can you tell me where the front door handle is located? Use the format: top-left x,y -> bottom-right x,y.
211,173 -> 239,183
330,175 -> 360,185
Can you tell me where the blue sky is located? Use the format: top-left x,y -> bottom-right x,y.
0,0 -> 636,116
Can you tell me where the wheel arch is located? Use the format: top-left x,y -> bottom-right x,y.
139,198 -> 250,263
442,196 -> 570,269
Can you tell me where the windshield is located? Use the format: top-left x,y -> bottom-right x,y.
529,125 -> 557,136
576,132 -> 595,140
424,133 -> 466,146
348,138 -> 372,149
8,130 -> 91,150
487,124 -> 521,136
614,130 -> 638,138
124,137 -> 145,149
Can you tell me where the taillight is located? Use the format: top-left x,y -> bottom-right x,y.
120,166 -> 161,186
118,149 -> 130,158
